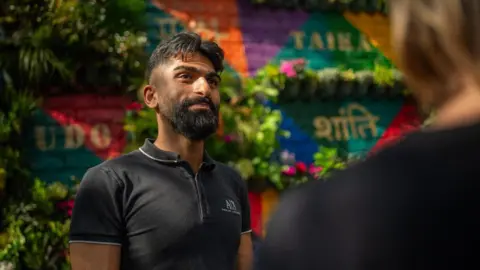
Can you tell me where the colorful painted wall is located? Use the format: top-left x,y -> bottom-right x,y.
25,0 -> 420,237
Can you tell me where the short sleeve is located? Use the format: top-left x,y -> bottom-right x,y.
69,165 -> 124,245
238,177 -> 252,234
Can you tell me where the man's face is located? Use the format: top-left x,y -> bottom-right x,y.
145,52 -> 221,141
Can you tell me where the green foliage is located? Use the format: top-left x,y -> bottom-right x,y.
125,71 -> 289,184
0,73 -> 38,200
0,179 -> 75,270
355,70 -> 374,83
0,0 -> 147,93
317,68 -> 341,85
262,59 -> 406,101
373,64 -> 395,86
340,69 -> 356,81
0,73 -> 75,269
274,151 -> 322,190
0,0 -> 147,268
313,147 -> 347,179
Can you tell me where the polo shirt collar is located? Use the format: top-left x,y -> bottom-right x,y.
139,138 -> 216,170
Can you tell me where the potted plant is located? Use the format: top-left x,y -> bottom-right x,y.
354,70 -> 374,98
259,63 -> 284,89
335,0 -> 353,11
372,65 -> 394,98
317,68 -> 340,100
257,63 -> 287,103
273,150 -> 321,190
389,69 -> 405,98
313,146 -> 346,180
378,0 -> 389,13
264,0 -> 281,8
365,0 -> 381,13
350,0 -> 369,12
283,0 -> 302,9
299,69 -> 318,101
304,0 -> 333,11
338,69 -> 356,98
277,59 -> 306,102
251,0 -> 267,6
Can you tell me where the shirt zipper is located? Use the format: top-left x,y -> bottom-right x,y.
194,163 -> 204,221
139,149 -> 205,220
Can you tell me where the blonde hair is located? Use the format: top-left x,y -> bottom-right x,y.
390,0 -> 480,106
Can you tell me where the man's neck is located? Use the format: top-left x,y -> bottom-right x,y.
154,128 -> 205,173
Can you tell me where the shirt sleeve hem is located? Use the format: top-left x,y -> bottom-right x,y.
69,240 -> 122,246
241,229 -> 252,234
69,235 -> 122,245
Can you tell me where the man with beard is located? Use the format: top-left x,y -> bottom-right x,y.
69,32 -> 253,270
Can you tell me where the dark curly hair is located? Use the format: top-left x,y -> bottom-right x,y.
146,32 -> 225,81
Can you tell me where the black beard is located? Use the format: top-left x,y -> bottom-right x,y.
165,97 -> 219,141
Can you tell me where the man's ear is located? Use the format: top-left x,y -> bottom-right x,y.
143,85 -> 158,109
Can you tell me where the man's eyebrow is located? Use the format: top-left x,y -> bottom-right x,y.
173,65 -> 221,81
173,65 -> 200,73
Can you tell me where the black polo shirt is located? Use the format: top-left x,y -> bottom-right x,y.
70,139 -> 251,270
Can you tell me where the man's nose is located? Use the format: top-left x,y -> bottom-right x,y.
193,77 -> 211,96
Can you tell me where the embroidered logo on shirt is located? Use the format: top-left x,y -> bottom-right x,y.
222,199 -> 240,215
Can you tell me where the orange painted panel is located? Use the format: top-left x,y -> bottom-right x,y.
261,188 -> 280,236
152,0 -> 249,75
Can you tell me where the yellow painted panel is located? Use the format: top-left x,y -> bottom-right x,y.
343,12 -> 397,66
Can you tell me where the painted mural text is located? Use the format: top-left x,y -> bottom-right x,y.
35,124 -> 112,151
290,31 -> 373,51
156,17 -> 229,42
313,103 -> 379,141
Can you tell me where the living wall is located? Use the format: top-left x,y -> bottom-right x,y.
0,0 -> 146,268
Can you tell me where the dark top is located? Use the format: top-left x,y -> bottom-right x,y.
70,139 -> 251,270
257,122 -> 480,270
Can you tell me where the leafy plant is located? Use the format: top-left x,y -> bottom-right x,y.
373,64 -> 395,86
355,70 -> 374,84
271,150 -> 322,189
0,0 -> 147,268
0,0 -> 147,94
341,69 -> 356,81
0,71 -> 75,269
317,68 -> 341,84
313,147 -> 347,179
257,63 -> 286,90
0,179 -> 76,270
0,73 -> 38,200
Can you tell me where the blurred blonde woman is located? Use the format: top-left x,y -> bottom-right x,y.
257,1 -> 480,269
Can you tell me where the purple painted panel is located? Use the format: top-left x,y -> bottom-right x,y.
237,0 -> 309,74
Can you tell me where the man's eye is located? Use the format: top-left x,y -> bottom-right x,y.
208,79 -> 219,87
178,74 -> 192,79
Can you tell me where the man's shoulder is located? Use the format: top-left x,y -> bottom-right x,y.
82,150 -> 144,183
100,150 -> 144,168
